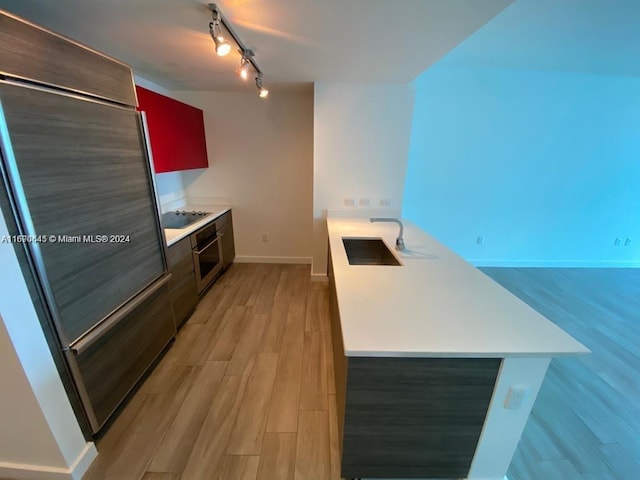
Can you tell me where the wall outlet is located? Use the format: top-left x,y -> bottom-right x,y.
614,238 -> 621,246
344,198 -> 356,207
380,199 -> 392,208
476,236 -> 483,245
261,232 -> 269,243
359,198 -> 372,207
504,387 -> 529,410
625,237 -> 632,246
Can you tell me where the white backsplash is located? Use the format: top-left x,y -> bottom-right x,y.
154,171 -> 186,212
154,170 -> 232,213
160,196 -> 187,212
185,195 -> 231,207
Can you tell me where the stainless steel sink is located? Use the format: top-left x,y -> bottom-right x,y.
342,238 -> 402,266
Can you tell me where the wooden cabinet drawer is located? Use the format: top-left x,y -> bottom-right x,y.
170,274 -> 199,329
167,236 -> 198,328
216,210 -> 231,227
69,279 -> 175,432
167,236 -> 195,290
167,236 -> 192,267
169,256 -> 194,288
0,12 -> 136,106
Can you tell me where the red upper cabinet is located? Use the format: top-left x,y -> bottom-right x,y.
136,86 -> 209,173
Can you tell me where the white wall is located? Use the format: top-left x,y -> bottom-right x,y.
173,89 -> 314,263
0,318 -> 66,467
403,65 -> 640,266
312,83 -> 415,275
0,211 -> 96,479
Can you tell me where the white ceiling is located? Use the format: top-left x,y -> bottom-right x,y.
438,0 -> 640,77
0,0 -> 514,91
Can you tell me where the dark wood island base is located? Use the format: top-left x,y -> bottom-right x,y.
329,260 -> 500,479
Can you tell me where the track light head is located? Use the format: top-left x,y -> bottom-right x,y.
209,18 -> 231,56
237,50 -> 253,81
255,74 -> 269,98
239,60 -> 249,80
215,39 -> 231,56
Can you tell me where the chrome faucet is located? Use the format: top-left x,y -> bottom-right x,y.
370,218 -> 405,251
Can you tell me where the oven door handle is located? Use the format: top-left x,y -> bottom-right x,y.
194,233 -> 224,255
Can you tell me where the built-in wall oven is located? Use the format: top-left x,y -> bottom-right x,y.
191,221 -> 224,294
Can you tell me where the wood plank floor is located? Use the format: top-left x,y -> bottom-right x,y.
83,263 -> 340,480
481,268 -> 640,480
44,266 -> 640,480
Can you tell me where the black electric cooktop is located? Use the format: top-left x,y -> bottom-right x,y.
161,210 -> 210,229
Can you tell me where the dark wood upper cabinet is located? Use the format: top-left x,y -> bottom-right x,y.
0,11 -> 136,106
136,86 -> 209,173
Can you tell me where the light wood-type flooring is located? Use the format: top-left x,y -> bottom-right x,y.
482,268 -> 640,480
83,263 -> 340,480
80,265 -> 640,479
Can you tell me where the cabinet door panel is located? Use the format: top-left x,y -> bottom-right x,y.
0,12 -> 136,106
0,82 -> 165,343
71,281 -> 175,432
167,236 -> 193,268
170,274 -> 199,329
169,256 -> 195,288
167,236 -> 195,291
136,86 -> 208,173
342,357 -> 500,479
219,212 -> 235,269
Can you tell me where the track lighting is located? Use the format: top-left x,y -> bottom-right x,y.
256,74 -> 269,98
209,17 -> 231,56
237,51 -> 253,81
208,3 -> 268,98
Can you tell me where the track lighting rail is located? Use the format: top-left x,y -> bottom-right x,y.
208,3 -> 268,97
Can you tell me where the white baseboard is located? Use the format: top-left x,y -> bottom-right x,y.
70,443 -> 98,480
311,273 -> 329,283
469,259 -> 640,268
234,256 -> 312,265
0,443 -> 97,480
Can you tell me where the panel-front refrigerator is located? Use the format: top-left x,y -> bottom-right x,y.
0,10 -> 176,433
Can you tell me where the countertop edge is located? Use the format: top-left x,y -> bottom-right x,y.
328,217 -> 590,359
344,349 -> 591,358
164,205 -> 231,247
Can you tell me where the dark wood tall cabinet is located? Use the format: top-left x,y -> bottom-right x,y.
0,9 -> 174,435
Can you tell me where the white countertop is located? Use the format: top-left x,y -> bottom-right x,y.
163,204 -> 231,247
328,218 -> 589,358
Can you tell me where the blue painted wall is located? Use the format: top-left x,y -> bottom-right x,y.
403,65 -> 640,266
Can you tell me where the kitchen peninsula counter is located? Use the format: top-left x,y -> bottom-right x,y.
327,217 -> 588,358
326,217 -> 588,480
